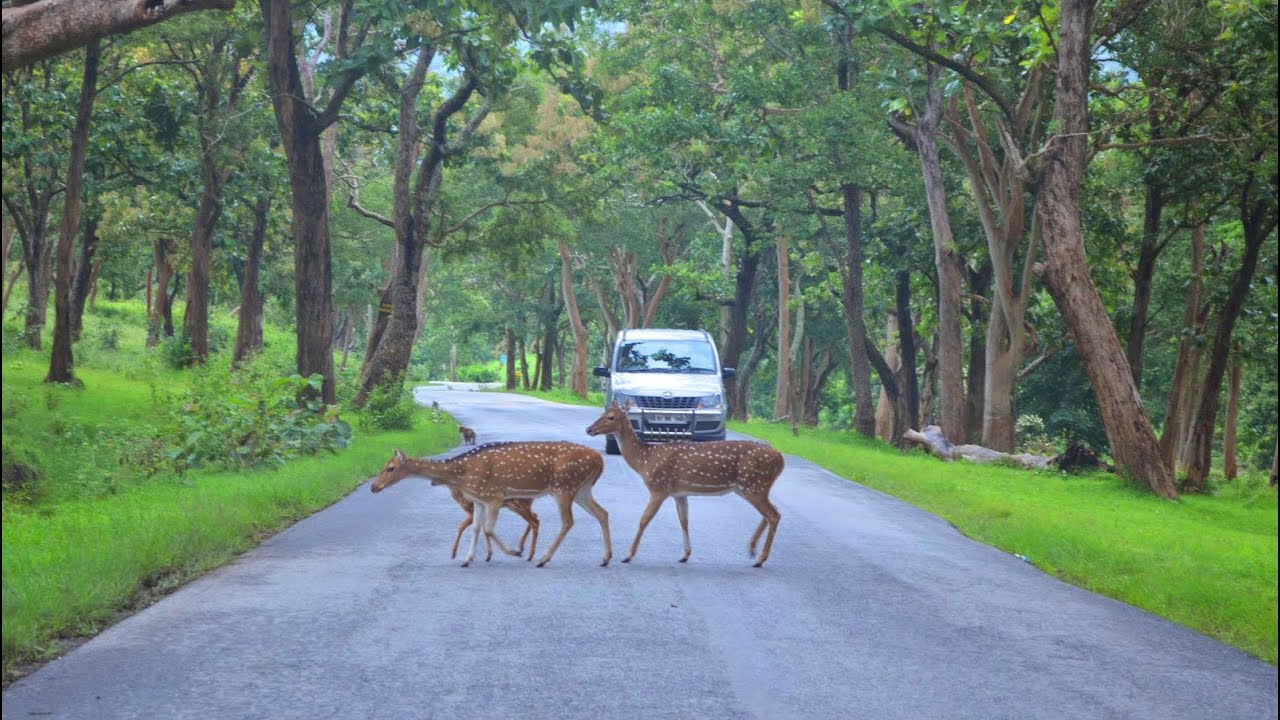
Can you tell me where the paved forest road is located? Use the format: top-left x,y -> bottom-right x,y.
4,390 -> 1276,720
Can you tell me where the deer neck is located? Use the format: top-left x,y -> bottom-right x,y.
615,418 -> 654,477
406,457 -> 460,485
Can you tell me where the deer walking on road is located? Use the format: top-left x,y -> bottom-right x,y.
374,442 -> 611,567
586,402 -> 784,566
459,426 -> 477,445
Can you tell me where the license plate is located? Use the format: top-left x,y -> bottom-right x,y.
648,414 -> 686,425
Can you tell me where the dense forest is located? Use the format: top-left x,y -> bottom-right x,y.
3,0 -> 1277,502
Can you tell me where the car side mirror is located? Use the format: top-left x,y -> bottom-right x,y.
722,367 -> 736,378
593,367 -> 611,378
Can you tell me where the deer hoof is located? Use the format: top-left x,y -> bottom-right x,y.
678,557 -> 688,563
621,557 -> 632,564
752,561 -> 764,568
536,560 -> 548,568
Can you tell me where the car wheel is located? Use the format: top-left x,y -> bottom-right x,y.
605,433 -> 621,455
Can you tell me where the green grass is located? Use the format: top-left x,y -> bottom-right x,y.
1,300 -> 459,680
730,420 -> 1279,664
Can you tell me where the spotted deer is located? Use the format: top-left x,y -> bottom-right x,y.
459,426 -> 477,445
586,402 -> 784,567
373,442 -> 611,567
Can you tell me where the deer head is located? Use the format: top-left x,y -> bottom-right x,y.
585,401 -> 632,437
372,449 -> 451,493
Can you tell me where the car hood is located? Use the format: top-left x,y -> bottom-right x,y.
610,372 -> 723,397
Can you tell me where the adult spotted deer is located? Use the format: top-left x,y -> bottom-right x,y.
371,449 -> 538,561
586,402 -> 784,567
373,442 -> 612,567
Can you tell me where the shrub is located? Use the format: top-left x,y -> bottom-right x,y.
164,364 -> 352,469
1016,414 -> 1057,455
358,374 -> 415,431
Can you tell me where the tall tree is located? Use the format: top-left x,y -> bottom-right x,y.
46,39 -> 100,384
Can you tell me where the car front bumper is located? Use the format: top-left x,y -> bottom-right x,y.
626,407 -> 725,441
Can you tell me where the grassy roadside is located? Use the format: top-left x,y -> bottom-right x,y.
1,301 -> 460,682
730,420 -> 1278,664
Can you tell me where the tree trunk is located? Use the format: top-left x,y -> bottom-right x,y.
1222,356 -> 1240,481
518,335 -> 530,390
530,339 -> 542,390
913,68 -> 966,441
919,333 -> 938,427
838,184 -> 875,436
965,262 -> 991,444
233,195 -> 270,365
1035,0 -> 1176,498
732,303 -> 770,421
560,242 -> 589,398
896,273 -> 920,439
1126,181 -> 1163,387
774,234 -> 792,420
449,342 -> 457,382
505,327 -> 517,390
182,171 -> 228,365
69,216 -> 98,342
144,266 -> 153,319
876,313 -> 899,441
716,202 -> 763,421
46,39 -> 98,385
1159,225 -> 1204,471
2,256 -> 24,316
19,209 -> 52,349
261,0 -> 338,405
1183,202 -> 1270,491
148,238 -> 174,347
1270,435 -> 1277,487
982,295 -> 1017,452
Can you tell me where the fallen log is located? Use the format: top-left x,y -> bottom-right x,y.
902,425 -> 1107,472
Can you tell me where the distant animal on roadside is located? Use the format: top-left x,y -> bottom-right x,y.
586,401 -> 784,567
373,442 -> 611,567
431,400 -> 440,410
459,426 -> 477,445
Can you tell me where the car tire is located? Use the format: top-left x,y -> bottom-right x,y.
605,433 -> 621,455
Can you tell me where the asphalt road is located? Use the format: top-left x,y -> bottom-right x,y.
4,389 -> 1276,720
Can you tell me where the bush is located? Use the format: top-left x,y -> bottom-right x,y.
161,330 -> 194,369
95,324 -> 120,351
358,374 -> 416,431
163,363 -> 352,469
456,362 -> 500,383
1016,414 -> 1057,455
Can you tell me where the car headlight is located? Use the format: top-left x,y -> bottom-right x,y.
696,393 -> 723,410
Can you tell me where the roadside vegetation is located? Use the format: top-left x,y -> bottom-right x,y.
1,300 -> 458,681
732,420 -> 1279,664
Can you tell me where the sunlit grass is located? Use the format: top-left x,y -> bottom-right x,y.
731,420 -> 1278,665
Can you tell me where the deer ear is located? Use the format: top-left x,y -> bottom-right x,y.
620,399 -> 633,411
393,448 -> 406,461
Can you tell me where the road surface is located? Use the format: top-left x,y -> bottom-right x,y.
3,389 -> 1276,719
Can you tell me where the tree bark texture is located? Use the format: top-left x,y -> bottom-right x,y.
560,242 -> 590,398
233,195 -> 270,365
1035,0 -> 1176,498
46,39 -> 99,385
896,273 -> 920,440
10,190 -> 53,349
3,0 -> 235,71
1158,225 -> 1204,471
147,238 -> 174,347
964,262 -> 990,444
69,216 -> 98,343
183,173 -> 227,364
876,313 -> 900,441
262,0 -> 342,405
505,327 -> 517,390
717,201 -> 763,421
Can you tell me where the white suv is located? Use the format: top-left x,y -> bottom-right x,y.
593,328 -> 735,455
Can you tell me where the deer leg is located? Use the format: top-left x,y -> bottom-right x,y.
535,494 -> 576,568
623,492 -> 668,563
462,502 -> 486,567
482,501 -> 521,558
508,501 -> 539,561
451,512 -> 474,560
747,519 -> 767,559
674,496 -> 691,563
574,488 -> 612,567
740,492 -> 780,567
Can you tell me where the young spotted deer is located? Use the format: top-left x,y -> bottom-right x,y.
373,442 -> 612,567
586,402 -> 784,567
459,426 -> 477,445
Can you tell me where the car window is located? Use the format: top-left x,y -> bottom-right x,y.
615,340 -> 717,373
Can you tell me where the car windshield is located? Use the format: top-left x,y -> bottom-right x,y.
615,340 -> 718,374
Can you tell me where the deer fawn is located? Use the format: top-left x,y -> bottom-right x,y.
586,402 -> 784,567
373,442 -> 612,567
459,426 -> 477,445
445,487 -> 538,562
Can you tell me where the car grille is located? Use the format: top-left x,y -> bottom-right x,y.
636,395 -> 699,409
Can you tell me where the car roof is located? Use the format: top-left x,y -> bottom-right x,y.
618,328 -> 711,342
